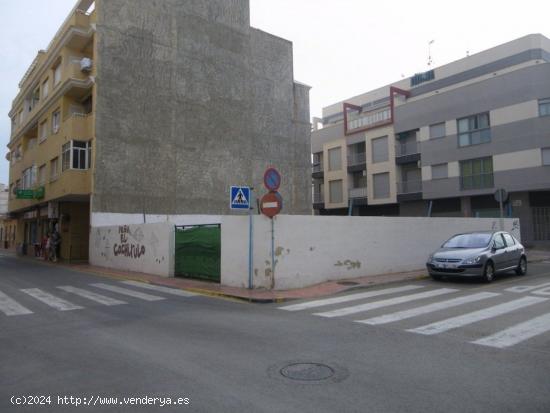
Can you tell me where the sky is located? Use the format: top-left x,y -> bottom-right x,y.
1,0 -> 549,185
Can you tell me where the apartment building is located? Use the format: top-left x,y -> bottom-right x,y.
7,0 -> 311,261
312,34 -> 550,244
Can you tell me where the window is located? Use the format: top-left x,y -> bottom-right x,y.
539,98 -> 550,117
328,147 -> 342,171
39,120 -> 48,142
431,163 -> 448,180
52,109 -> 61,133
460,157 -> 494,190
53,61 -> 62,86
329,180 -> 343,204
62,140 -> 92,171
372,136 -> 389,163
502,233 -> 515,246
457,113 -> 491,147
42,79 -> 49,98
22,166 -> 36,189
543,148 -> 550,166
50,157 -> 59,181
373,172 -> 390,199
493,234 -> 505,249
38,164 -> 46,186
429,122 -> 446,139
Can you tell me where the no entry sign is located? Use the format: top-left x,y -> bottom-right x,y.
260,191 -> 282,218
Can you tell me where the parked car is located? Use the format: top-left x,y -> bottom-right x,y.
426,231 -> 527,282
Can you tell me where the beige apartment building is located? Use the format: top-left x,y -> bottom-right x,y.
312,34 -> 550,244
6,0 -> 311,260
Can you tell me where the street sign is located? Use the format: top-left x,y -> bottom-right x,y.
260,191 -> 282,218
494,189 -> 508,203
230,186 -> 250,210
263,167 -> 281,191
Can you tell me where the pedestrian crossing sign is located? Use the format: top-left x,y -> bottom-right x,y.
230,186 -> 250,210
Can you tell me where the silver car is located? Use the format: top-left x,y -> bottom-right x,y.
426,231 -> 527,282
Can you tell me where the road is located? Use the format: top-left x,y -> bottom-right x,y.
1,253 -> 550,412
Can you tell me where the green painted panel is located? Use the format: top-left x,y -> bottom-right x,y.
175,226 -> 220,282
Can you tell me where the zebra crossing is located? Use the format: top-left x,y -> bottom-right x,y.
279,284 -> 550,350
0,281 -> 198,317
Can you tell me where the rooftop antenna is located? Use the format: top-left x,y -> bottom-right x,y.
427,39 -> 435,67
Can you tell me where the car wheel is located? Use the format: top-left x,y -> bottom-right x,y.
515,256 -> 527,276
483,262 -> 495,283
430,274 -> 442,281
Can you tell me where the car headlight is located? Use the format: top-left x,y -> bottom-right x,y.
463,256 -> 482,265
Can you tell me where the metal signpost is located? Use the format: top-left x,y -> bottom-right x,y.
230,186 -> 254,289
261,167 -> 283,287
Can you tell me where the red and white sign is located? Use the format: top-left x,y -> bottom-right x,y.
260,191 -> 282,218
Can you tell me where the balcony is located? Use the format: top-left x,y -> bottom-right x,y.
312,163 -> 324,179
347,152 -> 366,172
349,186 -> 368,199
395,141 -> 420,164
397,180 -> 423,194
313,192 -> 324,209
460,173 -> 494,191
63,112 -> 93,138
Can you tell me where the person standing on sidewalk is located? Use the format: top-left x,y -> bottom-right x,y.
50,230 -> 61,262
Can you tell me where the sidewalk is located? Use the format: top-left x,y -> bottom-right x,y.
3,248 -> 549,303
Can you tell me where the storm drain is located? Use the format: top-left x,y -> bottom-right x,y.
337,281 -> 359,286
280,363 -> 335,381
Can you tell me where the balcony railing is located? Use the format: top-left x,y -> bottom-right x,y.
347,152 -> 366,166
397,180 -> 423,194
460,173 -> 494,190
396,141 -> 419,157
349,186 -> 368,199
313,193 -> 324,204
312,163 -> 323,173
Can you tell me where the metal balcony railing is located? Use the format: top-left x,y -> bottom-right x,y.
460,173 -> 494,190
397,180 -> 423,194
313,193 -> 325,203
396,141 -> 419,157
349,186 -> 368,199
312,163 -> 323,173
347,152 -> 366,166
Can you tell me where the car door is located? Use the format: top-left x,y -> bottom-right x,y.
491,233 -> 507,271
503,232 -> 521,268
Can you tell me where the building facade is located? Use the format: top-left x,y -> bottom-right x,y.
312,34 -> 550,245
7,0 -> 311,261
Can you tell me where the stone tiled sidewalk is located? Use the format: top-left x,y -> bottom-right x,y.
3,248 -> 549,303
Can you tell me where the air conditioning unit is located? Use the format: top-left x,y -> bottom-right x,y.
80,57 -> 93,72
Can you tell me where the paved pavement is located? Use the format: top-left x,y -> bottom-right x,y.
1,253 -> 550,412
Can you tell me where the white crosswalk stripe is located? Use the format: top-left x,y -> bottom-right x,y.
21,288 -> 83,311
57,286 -> 127,306
90,283 -> 165,301
357,292 -> 500,325
279,285 -> 423,311
408,296 -> 548,336
0,289 -> 33,316
121,281 -> 198,297
314,288 -> 458,318
472,313 -> 550,348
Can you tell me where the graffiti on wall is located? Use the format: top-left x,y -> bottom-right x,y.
113,225 -> 146,259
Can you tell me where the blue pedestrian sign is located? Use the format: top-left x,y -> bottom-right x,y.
230,186 -> 251,210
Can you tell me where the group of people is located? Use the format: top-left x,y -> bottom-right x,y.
35,230 -> 61,262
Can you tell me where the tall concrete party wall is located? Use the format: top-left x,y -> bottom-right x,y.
92,0 -> 311,215
221,215 -> 521,290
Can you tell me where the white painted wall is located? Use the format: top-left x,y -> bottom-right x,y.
90,222 -> 174,277
221,215 -> 521,290
91,213 -> 221,227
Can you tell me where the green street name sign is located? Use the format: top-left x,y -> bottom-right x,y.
16,187 -> 45,200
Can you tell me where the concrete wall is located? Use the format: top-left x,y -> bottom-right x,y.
90,222 -> 174,277
93,0 -> 311,217
221,215 -> 521,290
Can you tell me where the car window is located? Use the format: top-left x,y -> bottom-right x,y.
443,233 -> 492,248
493,234 -> 505,249
503,233 -> 515,247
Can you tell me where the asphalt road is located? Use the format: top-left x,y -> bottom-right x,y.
1,253 -> 550,413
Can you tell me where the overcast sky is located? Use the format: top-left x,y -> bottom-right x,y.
1,0 -> 549,185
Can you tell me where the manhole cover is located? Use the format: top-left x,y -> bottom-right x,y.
280,363 -> 335,381
337,281 -> 359,286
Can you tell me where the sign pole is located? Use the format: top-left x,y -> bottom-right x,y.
248,187 -> 254,290
271,218 -> 275,288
